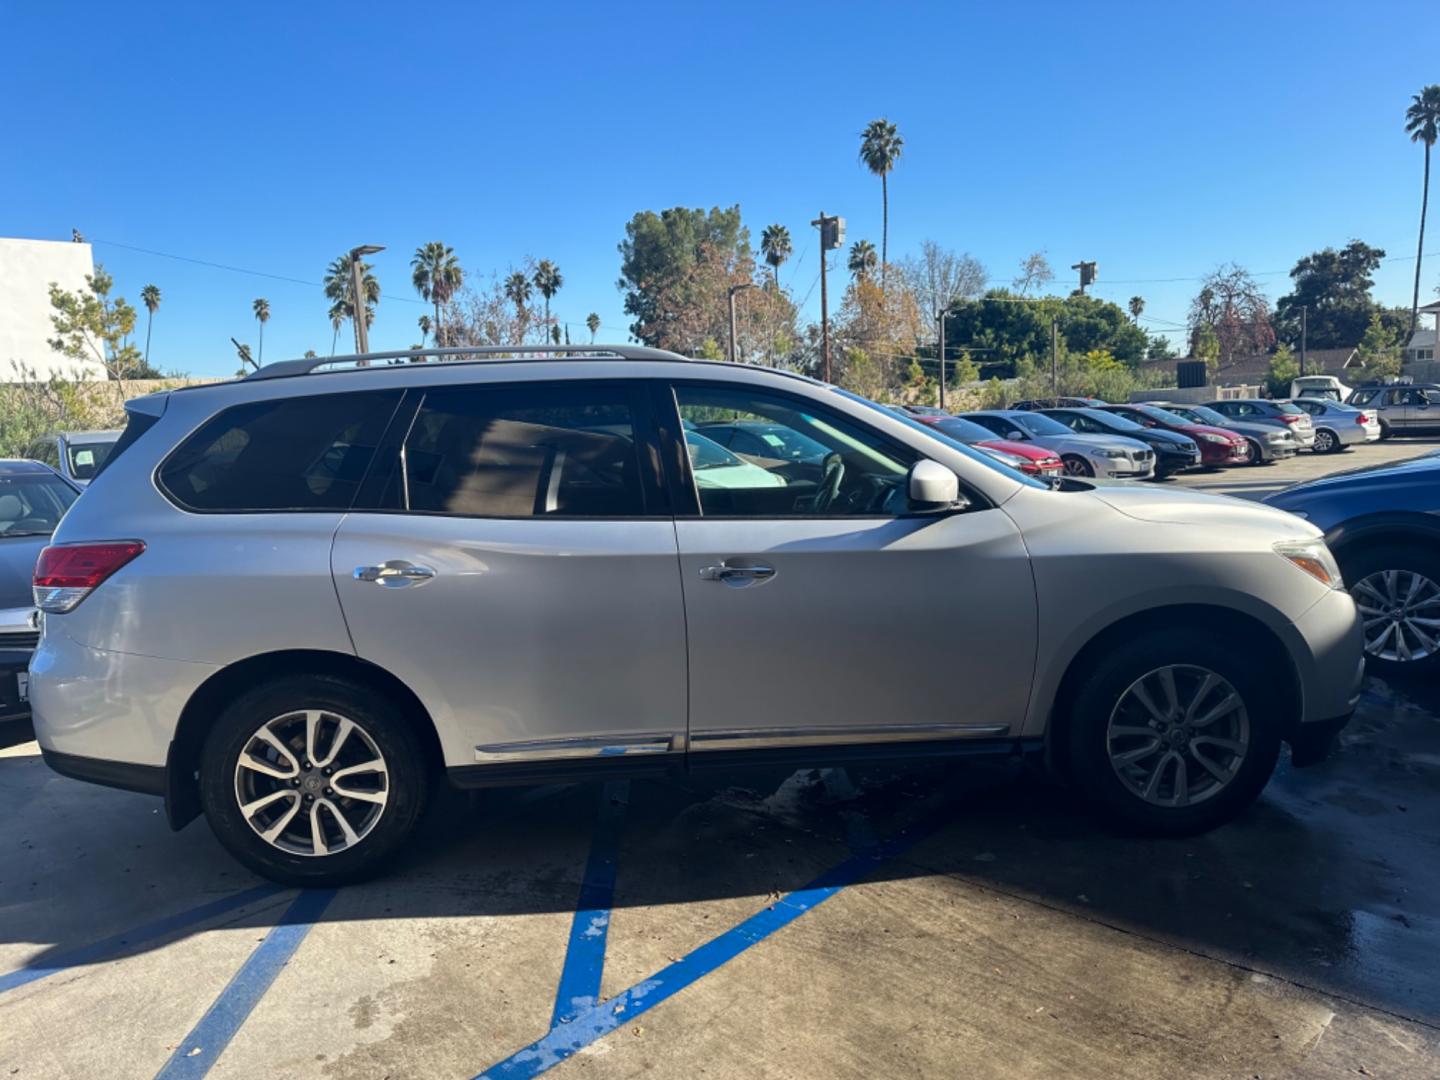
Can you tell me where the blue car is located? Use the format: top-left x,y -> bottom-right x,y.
1265,453 -> 1440,674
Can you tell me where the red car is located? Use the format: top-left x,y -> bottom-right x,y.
1101,403 -> 1251,467
912,413 -> 1065,478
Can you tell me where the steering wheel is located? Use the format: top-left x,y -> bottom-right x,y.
811,453 -> 846,513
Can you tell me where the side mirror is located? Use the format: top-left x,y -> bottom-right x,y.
1006,429 -> 1027,440
1142,420 -> 1157,428
908,459 -> 965,513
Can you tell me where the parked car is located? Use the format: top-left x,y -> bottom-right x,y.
1284,398 -> 1379,453
890,404 -> 950,418
1205,399 -> 1317,451
1040,407 -> 1201,479
685,431 -> 788,490
23,430 -> 122,488
694,419 -> 830,465
31,345 -> 1361,885
1290,375 -> 1352,402
1156,403 -> 1300,465
897,412 -> 1064,479
965,410 -> 1155,479
1344,384 -> 1440,438
1266,454 -> 1440,674
1100,403 -> 1251,468
1011,396 -> 1108,411
1,460 -> 79,723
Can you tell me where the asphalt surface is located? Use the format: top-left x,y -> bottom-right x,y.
1,438 -> 1438,1079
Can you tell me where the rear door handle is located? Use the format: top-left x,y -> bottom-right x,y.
698,562 -> 776,587
354,561 -> 436,588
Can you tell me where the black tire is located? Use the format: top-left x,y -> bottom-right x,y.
1062,454 -> 1094,478
1245,438 -> 1270,466
1064,629 -> 1282,836
1313,428 -> 1340,454
199,674 -> 432,886
1337,543 -> 1440,677
1378,419 -> 1393,440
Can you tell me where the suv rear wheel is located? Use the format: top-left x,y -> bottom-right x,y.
1065,629 -> 1281,835
1339,543 -> 1440,675
199,675 -> 431,886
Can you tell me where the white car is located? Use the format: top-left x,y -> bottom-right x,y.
965,410 -> 1156,479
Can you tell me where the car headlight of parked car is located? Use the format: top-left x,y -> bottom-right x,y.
1097,449 -> 1127,458
1198,433 -> 1230,444
1274,539 -> 1343,589
1265,431 -> 1288,443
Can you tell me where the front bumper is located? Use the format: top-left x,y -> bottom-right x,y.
1199,442 -> 1251,465
1155,451 -> 1201,475
1284,586 -> 1364,758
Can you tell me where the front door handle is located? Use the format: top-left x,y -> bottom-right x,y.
698,562 -> 776,587
354,561 -> 436,588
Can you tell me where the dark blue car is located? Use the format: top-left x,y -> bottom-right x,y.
1265,452 -> 1440,675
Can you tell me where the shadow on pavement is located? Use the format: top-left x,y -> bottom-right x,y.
1,674 -> 1436,1026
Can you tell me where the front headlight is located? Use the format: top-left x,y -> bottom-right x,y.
1274,539 -> 1343,589
1098,449 -> 1127,459
1199,433 -> 1229,444
1265,431 -> 1287,443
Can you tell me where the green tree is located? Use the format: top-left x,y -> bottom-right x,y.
323,254 -> 380,349
948,348 -> 979,386
252,298 -> 270,365
586,312 -> 600,342
837,346 -> 884,399
1355,310 -> 1403,378
1274,240 -> 1386,349
46,265 -> 151,401
940,289 -> 1147,373
847,240 -> 877,280
760,224 -> 792,289
1266,343 -> 1299,396
411,242 -> 463,345
618,205 -> 750,347
1194,324 -> 1221,374
698,336 -> 725,361
1128,296 -> 1145,322
1405,85 -> 1440,336
532,260 -> 563,341
858,118 -> 903,291
140,284 -> 161,367
1147,334 -> 1177,360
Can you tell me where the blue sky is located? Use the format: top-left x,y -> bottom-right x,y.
3,0 -> 1438,376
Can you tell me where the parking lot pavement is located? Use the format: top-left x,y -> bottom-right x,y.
1168,435 -> 1440,501
2,668 -> 1439,1079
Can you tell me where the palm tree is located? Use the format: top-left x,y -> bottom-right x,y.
586,312 -> 600,342
848,240 -> 878,281
1406,85 -> 1440,336
252,298 -> 270,365
1128,296 -> 1145,323
858,118 -> 903,291
140,284 -> 161,365
418,314 -> 432,346
328,306 -> 345,356
411,242 -> 464,344
533,260 -> 564,342
760,225 -> 792,289
323,253 -> 380,349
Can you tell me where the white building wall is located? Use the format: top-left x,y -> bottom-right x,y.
0,237 -> 107,379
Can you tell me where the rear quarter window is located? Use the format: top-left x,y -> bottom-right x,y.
158,390 -> 402,512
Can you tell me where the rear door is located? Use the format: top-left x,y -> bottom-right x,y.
331,379 -> 688,770
662,380 -> 1036,755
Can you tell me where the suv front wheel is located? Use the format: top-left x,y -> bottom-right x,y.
1065,630 -> 1281,835
199,675 -> 431,886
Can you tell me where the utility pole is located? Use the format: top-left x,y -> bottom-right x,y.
1051,317 -> 1059,396
937,308 -> 947,410
727,283 -> 756,363
348,244 -> 385,359
1070,261 -> 1097,295
811,212 -> 845,383
1300,305 -> 1308,377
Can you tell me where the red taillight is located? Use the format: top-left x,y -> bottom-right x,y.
1279,414 -> 1302,423
1356,413 -> 1367,425
34,542 -> 145,613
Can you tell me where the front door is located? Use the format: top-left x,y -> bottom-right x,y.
663,381 -> 1037,756
331,379 -> 688,770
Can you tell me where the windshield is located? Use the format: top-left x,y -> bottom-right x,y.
685,432 -> 743,470
1132,404 -> 1193,426
1081,409 -> 1143,432
930,416 -> 1003,443
834,390 -> 1048,489
1175,404 -> 1228,425
1011,413 -> 1073,438
741,424 -> 829,461
0,474 -> 78,536
66,440 -> 115,480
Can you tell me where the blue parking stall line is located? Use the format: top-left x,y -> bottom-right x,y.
152,888 -> 336,1080
550,780 -> 629,1028
0,883 -> 288,996
476,804 -> 955,1080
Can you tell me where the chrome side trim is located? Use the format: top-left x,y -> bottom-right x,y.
473,733 -> 680,763
690,723 -> 1011,752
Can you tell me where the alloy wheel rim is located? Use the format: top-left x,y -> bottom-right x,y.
1352,570 -> 1440,663
1316,430 -> 1335,451
1106,664 -> 1250,808
233,709 -> 389,856
1064,457 -> 1090,476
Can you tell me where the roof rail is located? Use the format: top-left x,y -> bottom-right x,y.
244,344 -> 690,381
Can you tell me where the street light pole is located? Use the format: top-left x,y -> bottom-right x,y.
348,244 -> 385,358
728,282 -> 756,363
937,308 -> 947,410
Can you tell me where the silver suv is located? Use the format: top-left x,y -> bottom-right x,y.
30,347 -> 1364,885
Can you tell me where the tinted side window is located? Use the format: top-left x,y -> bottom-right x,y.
1350,389 -> 1376,405
399,384 -> 649,518
159,390 -> 401,512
